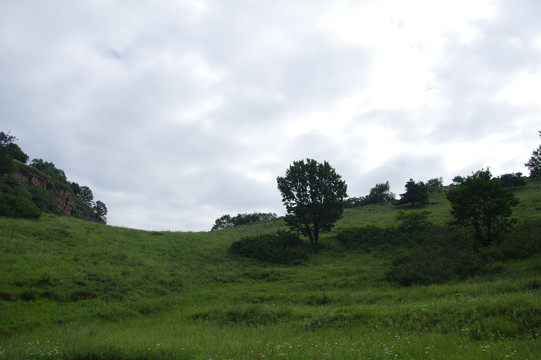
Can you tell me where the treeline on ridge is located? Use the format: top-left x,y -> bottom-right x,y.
211,212 -> 277,231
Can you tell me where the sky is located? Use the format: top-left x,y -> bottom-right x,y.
1,0 -> 540,231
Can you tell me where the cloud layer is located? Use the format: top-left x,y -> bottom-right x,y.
2,0 -> 540,230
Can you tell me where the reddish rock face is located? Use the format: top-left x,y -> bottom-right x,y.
13,170 -> 76,217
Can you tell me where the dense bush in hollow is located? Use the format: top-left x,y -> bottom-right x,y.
229,231 -> 308,264
386,245 -> 483,286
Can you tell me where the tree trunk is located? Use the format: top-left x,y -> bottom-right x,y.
313,225 -> 319,252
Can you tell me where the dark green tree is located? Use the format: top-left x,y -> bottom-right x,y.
367,181 -> 395,203
344,181 -> 394,208
30,159 -> 67,181
525,131 -> 541,178
211,214 -> 233,231
79,186 -> 94,205
446,169 -> 519,247
0,131 -> 28,163
93,200 -> 108,223
277,159 -> 347,251
0,148 -> 16,174
499,172 -> 526,188
396,179 -> 429,207
426,177 -> 444,192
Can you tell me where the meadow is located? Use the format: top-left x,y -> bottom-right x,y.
0,181 -> 540,359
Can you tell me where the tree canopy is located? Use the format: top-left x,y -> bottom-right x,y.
446,169 -> 519,247
0,131 -> 28,164
345,181 -> 395,208
499,172 -> 526,188
525,131 -> 541,178
277,159 -> 347,251
396,179 -> 429,207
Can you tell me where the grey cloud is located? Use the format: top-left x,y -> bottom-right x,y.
2,1 -> 540,230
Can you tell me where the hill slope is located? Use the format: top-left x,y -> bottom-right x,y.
0,181 -> 540,359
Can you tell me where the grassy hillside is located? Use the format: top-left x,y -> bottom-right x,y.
1,181 -> 540,359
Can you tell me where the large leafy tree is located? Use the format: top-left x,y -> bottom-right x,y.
525,131 -> 541,178
277,159 -> 347,251
446,169 -> 519,247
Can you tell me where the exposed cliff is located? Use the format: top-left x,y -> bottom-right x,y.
12,167 -> 76,217
1,131 -> 106,223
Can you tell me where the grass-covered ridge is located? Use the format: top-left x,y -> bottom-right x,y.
0,180 -> 540,359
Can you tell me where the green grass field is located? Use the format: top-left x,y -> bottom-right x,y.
1,181 -> 540,359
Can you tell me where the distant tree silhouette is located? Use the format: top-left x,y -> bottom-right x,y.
396,179 -> 429,207
525,131 -> 541,178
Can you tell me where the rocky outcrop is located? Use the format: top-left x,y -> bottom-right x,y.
12,169 -> 76,217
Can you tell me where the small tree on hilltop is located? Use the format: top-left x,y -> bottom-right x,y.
525,131 -> 541,178
446,169 -> 519,247
426,177 -> 444,192
277,159 -> 347,251
396,179 -> 429,207
367,181 -> 395,203
93,200 -> 108,223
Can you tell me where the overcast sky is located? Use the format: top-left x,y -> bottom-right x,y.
2,0 -> 540,231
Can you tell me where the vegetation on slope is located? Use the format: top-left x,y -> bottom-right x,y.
0,131 -> 107,223
0,178 -> 540,359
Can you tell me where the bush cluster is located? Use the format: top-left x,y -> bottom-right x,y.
0,193 -> 41,219
335,225 -> 401,252
386,245 -> 483,286
336,217 -> 541,286
336,223 -> 485,285
229,230 -> 308,264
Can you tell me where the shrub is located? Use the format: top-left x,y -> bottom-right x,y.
482,219 -> 541,261
395,210 -> 432,232
0,193 -> 41,219
0,175 -> 32,198
29,186 -> 63,214
499,172 -> 527,188
385,226 -> 483,286
335,225 -> 402,252
229,230 -> 308,264
386,245 -> 483,286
